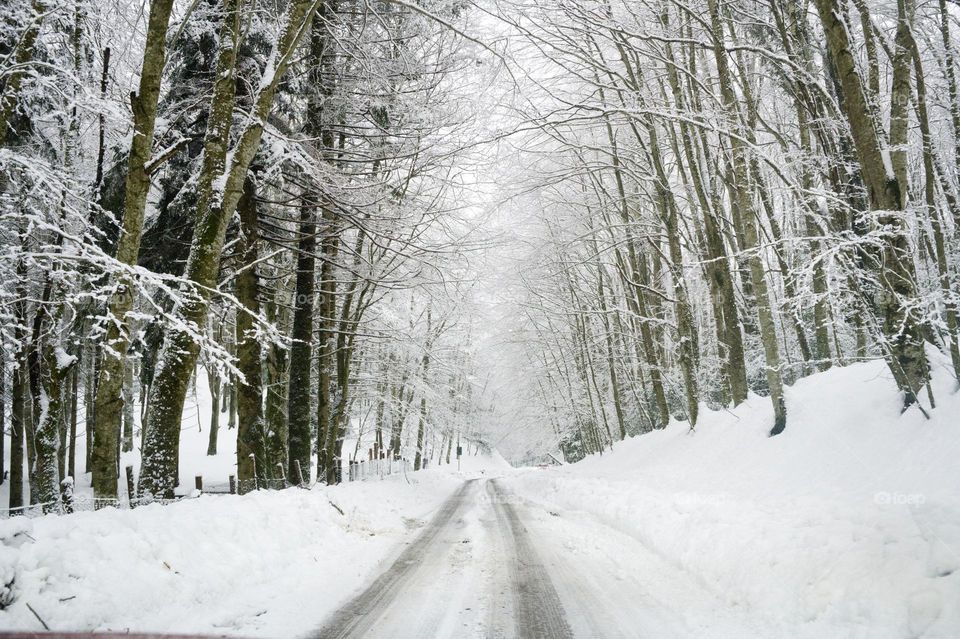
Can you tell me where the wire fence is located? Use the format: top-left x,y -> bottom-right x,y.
0,494 -> 179,518
347,457 -> 410,482
1,458 -> 412,518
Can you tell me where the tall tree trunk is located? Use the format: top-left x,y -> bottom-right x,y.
90,0 -> 177,505
8,262 -> 31,511
9,356 -> 27,512
0,355 -> 5,486
235,176 -> 267,492
206,364 -> 220,456
287,204 -> 316,482
390,360 -> 414,458
797,106 -> 833,371
414,308 -> 432,471
318,219 -> 341,483
84,344 -> 96,473
121,354 -> 135,453
373,349 -> 388,457
26,279 -> 54,506
68,365 -> 78,478
327,229 -> 368,476
264,324 -> 288,479
938,0 -> 960,177
907,27 -> 960,382
642,114 -> 700,426
888,0 -> 913,203
35,315 -> 72,513
587,225 -> 627,440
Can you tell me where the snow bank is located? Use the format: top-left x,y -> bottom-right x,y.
509,354 -> 960,638
0,472 -> 464,635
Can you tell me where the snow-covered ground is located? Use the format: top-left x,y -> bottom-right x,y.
0,363 -> 509,634
507,352 -> 960,638
2,355 -> 959,637
0,452 -> 509,635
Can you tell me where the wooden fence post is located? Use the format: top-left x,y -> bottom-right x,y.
195,475 -> 203,492
294,459 -> 305,486
125,465 -> 135,508
229,475 -> 237,494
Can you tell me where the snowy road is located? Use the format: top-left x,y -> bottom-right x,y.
313,476 -> 763,639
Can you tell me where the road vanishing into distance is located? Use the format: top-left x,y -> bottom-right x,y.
313,477 -> 764,639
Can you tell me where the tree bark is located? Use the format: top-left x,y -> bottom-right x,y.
888,0 -> 914,204
235,176 -> 268,492
90,0 -> 178,505
0,355 -> 5,486
938,0 -> 960,177
907,27 -> 960,381
287,203 -> 316,482
9,341 -> 28,511
317,217 -> 341,483
206,363 -> 220,456
659,6 -> 747,405
35,320 -> 72,513
414,308 -> 432,471
634,104 -> 700,426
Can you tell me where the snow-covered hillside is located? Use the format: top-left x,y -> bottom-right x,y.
507,353 -> 960,638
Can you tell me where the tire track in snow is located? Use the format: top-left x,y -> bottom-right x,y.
311,479 -> 479,639
312,478 -> 573,639
488,479 -> 574,639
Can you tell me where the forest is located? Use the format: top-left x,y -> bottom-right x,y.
1,0 -> 959,515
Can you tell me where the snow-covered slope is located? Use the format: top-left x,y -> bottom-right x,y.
508,353 -> 960,638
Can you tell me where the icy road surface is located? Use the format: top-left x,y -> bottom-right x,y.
313,477 -> 763,639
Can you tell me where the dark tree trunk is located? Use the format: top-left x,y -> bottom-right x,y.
286,204 -> 316,482
9,358 -> 27,511
0,355 -> 5,486
68,365 -> 78,479
235,176 -> 268,491
206,367 -> 220,456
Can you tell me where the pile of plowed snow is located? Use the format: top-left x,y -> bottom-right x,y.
0,466 -> 475,635
509,351 -> 960,638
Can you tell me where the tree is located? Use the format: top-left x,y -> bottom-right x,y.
814,0 -> 928,408
89,0 -> 178,506
139,0 -> 324,498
